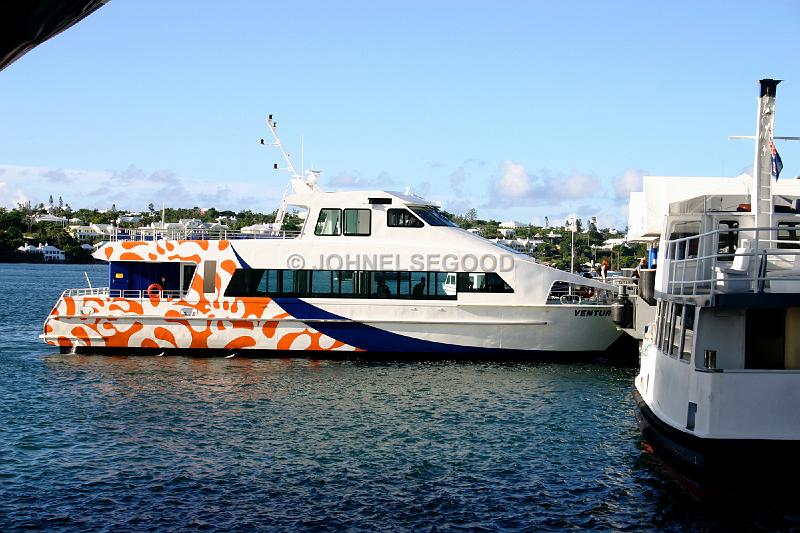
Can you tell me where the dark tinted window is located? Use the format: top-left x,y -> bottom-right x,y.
387,209 -> 423,228
222,268 -> 482,299
778,222 -> 800,249
409,207 -> 456,227
456,272 -> 513,293
717,220 -> 739,259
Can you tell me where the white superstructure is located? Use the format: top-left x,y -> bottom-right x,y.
632,79 -> 800,482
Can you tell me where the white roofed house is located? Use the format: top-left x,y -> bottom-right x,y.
500,220 -> 524,230
68,225 -> 105,241
241,223 -> 278,235
597,237 -> 628,251
91,223 -> 115,236
179,218 -> 203,229
34,214 -> 68,226
17,243 -> 66,262
498,220 -> 524,239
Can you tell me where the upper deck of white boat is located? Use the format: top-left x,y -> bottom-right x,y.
100,187 -> 514,255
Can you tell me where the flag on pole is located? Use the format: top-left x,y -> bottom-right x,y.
770,141 -> 783,179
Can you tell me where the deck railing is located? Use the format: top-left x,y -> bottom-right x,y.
62,287 -> 189,300
105,228 -> 301,242
662,226 -> 800,298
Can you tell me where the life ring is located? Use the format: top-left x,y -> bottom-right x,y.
146,283 -> 164,298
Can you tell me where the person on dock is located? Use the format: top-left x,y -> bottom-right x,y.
633,258 -> 647,279
599,259 -> 609,281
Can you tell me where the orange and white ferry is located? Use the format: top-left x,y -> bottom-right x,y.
43,117 -> 623,356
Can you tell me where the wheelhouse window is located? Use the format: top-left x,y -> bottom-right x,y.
660,302 -> 673,354
409,207 -> 457,227
387,209 -> 423,228
315,208 -> 342,236
669,304 -> 683,358
668,221 -> 700,259
343,209 -> 371,236
717,220 -> 739,260
681,304 -> 695,362
777,221 -> 800,249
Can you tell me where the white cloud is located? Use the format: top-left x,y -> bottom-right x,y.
613,168 -> 645,200
327,170 -> 396,189
0,181 -> 29,207
448,167 -> 467,196
497,160 -> 532,198
0,164 -> 281,212
563,173 -> 601,199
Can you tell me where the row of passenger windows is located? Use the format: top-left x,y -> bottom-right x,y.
314,207 -> 456,236
224,269 -> 513,299
655,301 -> 695,362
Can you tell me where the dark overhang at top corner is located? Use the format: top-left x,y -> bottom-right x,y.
0,0 -> 109,72
759,78 -> 781,98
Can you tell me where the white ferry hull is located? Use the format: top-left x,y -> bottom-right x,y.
633,386 -> 800,484
43,294 -> 620,355
44,237 -> 624,356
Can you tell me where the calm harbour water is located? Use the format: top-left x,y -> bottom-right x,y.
1,263 -> 798,531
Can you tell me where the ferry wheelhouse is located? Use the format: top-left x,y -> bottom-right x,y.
633,79 -> 800,481
43,118 -> 622,356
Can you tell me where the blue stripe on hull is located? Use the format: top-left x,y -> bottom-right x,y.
273,297 -> 504,353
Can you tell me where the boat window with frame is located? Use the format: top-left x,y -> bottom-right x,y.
224,268 -> 461,300
654,301 -> 664,347
669,304 -> 683,358
224,268 -> 266,297
339,270 -> 355,295
680,304 -> 695,362
387,208 -> 424,228
311,270 -> 334,295
343,209 -> 371,236
458,272 -> 514,293
717,220 -> 739,260
660,302 -> 673,353
777,221 -> 800,249
203,260 -> 217,294
181,264 -> 197,292
314,208 -> 342,236
409,206 -> 457,227
668,220 -> 701,259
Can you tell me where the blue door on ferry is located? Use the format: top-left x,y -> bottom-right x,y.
109,262 -> 181,292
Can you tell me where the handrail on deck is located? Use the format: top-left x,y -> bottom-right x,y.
106,228 -> 301,242
661,225 -> 800,299
61,287 -> 190,300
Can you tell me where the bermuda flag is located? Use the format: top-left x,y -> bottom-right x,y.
770,141 -> 783,179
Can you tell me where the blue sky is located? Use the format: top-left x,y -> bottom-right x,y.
1,1 -> 799,229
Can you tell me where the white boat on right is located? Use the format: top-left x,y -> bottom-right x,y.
632,79 -> 800,484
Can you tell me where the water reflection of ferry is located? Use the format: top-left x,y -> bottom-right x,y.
42,118 -> 622,356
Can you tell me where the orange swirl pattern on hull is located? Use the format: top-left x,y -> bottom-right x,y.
44,240 -> 358,353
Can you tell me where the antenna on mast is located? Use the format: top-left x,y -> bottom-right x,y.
260,114 -> 301,179
259,115 -> 323,232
